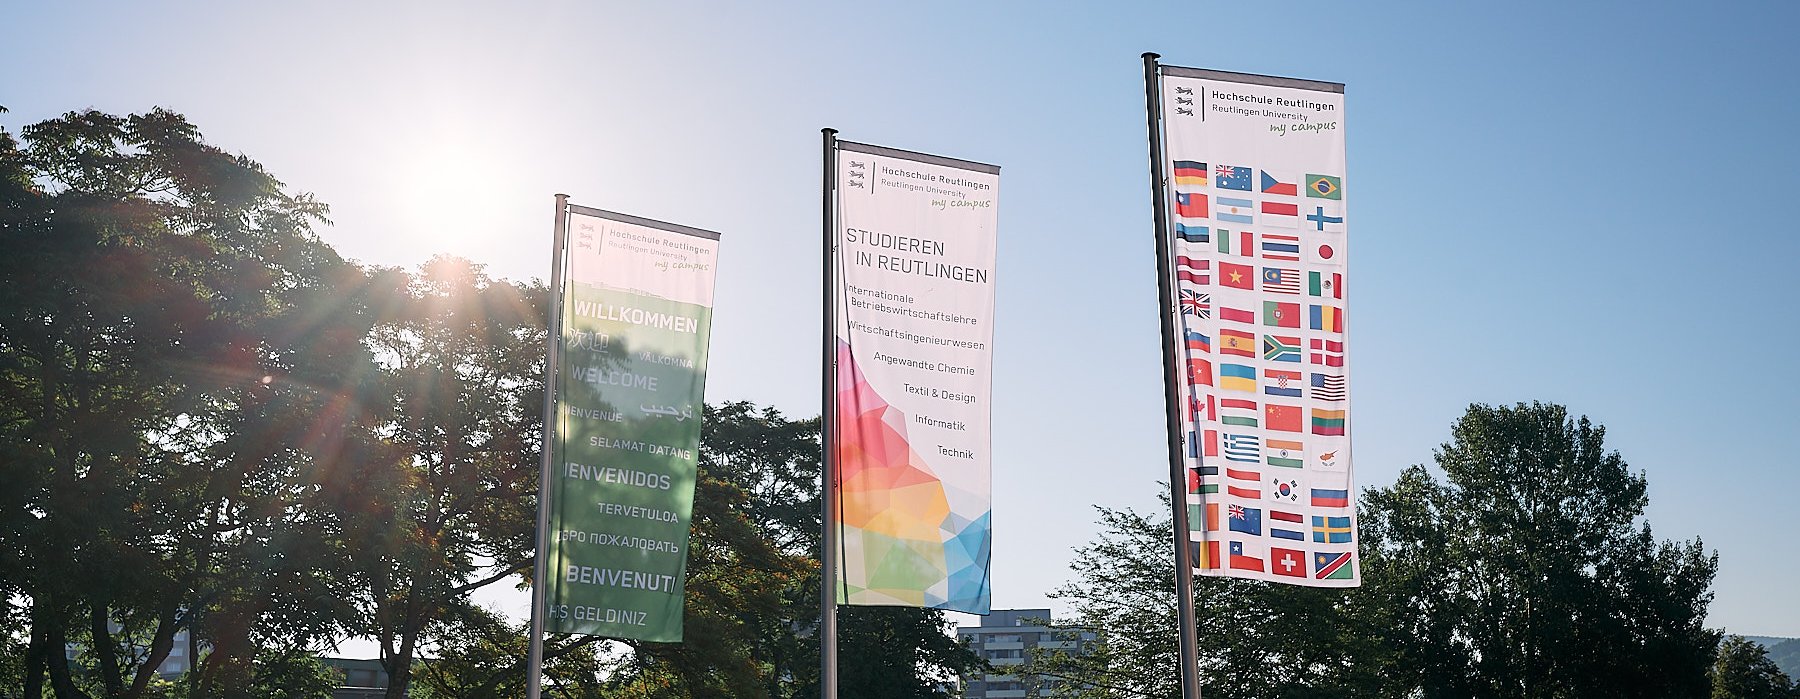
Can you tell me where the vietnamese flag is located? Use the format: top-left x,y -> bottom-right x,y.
1219,262 -> 1255,290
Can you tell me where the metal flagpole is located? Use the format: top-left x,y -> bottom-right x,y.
819,128 -> 841,699
1142,53 -> 1204,699
526,193 -> 570,699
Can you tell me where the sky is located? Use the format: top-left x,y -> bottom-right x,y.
5,0 -> 1799,641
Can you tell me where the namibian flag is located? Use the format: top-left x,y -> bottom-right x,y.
1314,551 -> 1354,580
1219,363 -> 1257,393
1173,160 -> 1208,185
1311,488 -> 1349,508
1311,408 -> 1346,436
1177,192 -> 1208,218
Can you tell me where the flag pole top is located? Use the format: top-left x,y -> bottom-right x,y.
822,127 -> 837,136
1143,52 -> 1160,60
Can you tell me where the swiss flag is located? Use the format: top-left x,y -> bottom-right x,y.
1271,547 -> 1307,577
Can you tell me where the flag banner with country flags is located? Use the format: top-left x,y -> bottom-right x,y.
1158,64 -> 1358,587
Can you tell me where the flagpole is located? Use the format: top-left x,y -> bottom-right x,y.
526,193 -> 569,699
1143,52 -> 1204,699
819,127 -> 841,699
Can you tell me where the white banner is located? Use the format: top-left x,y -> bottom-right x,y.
831,141 -> 998,613
1160,68 -> 1358,586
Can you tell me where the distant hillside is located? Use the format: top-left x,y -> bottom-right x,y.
1768,638 -> 1800,682
1742,636 -> 1800,681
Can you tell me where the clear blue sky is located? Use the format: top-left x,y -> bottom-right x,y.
5,1 -> 1798,637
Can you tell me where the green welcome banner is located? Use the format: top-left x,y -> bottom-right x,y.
543,206 -> 721,641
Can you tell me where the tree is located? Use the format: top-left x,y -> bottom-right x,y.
1039,496 -> 1380,699
1712,636 -> 1800,699
1049,402 -> 1717,699
344,256 -> 546,699
1361,402 -> 1719,698
0,109 -> 362,699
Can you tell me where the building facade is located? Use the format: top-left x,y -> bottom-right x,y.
957,608 -> 1095,698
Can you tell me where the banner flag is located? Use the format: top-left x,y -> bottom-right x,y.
832,141 -> 999,613
1159,67 -> 1359,586
544,206 -> 721,639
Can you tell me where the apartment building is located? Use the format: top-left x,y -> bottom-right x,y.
956,608 -> 1095,698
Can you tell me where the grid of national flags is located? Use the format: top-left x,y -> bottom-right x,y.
1163,83 -> 1356,586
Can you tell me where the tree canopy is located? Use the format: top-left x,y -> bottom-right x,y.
1044,402 -> 1722,699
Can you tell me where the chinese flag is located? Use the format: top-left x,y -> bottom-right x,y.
1265,403 -> 1302,433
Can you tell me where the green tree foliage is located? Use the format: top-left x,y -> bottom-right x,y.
1712,636 -> 1800,699
346,256 -> 546,699
243,650 -> 342,699
1038,498 -> 1379,699
1049,402 -> 1718,699
1362,402 -> 1719,698
0,109 -> 366,699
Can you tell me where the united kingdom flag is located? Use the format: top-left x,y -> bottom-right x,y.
1180,289 -> 1212,318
